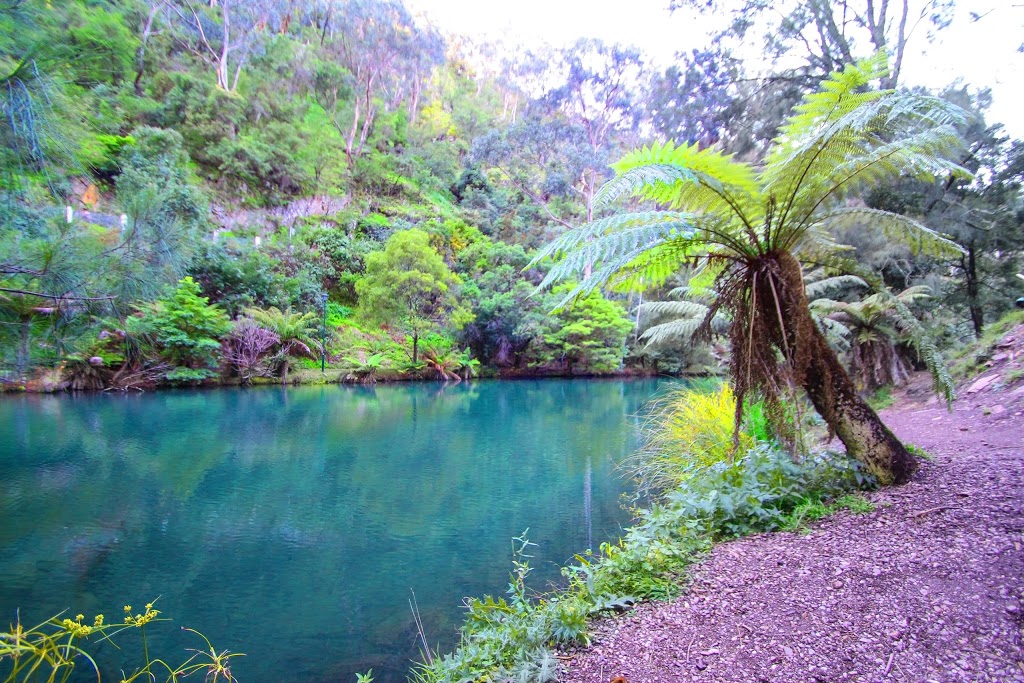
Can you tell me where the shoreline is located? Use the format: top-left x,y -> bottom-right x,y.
0,366 -> 717,395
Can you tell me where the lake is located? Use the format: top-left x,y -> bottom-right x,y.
0,378 -> 668,682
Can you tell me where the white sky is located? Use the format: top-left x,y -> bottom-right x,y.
407,0 -> 1024,138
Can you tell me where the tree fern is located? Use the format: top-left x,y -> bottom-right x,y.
534,54 -> 969,485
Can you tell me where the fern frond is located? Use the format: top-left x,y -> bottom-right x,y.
639,300 -> 710,318
639,317 -> 705,346
894,285 -> 932,303
773,52 -> 890,146
762,54 -> 970,243
804,274 -> 868,300
530,211 -> 695,270
601,140 -> 761,222
784,123 -> 970,230
874,287 -> 954,405
814,315 -> 853,352
814,208 -> 964,258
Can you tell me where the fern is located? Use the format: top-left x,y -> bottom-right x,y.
532,54 -> 967,484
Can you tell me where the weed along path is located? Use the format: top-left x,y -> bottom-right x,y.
558,377 -> 1024,683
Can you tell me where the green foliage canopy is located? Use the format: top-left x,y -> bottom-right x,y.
356,228 -> 471,362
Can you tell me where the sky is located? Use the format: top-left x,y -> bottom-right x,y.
406,0 -> 1024,138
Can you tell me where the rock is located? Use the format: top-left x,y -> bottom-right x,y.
967,374 -> 999,393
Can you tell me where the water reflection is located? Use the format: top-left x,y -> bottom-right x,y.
0,379 -> 667,682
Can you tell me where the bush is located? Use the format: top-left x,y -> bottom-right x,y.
627,384 -> 754,496
126,277 -> 231,383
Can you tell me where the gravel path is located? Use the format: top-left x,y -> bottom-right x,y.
558,381 -> 1024,683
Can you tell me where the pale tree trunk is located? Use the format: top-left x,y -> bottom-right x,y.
346,100 -> 361,165
217,0 -> 231,90
134,4 -> 160,96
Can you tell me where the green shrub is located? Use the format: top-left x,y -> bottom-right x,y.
126,277 -> 231,383
626,384 -> 755,496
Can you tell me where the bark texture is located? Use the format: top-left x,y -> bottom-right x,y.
768,251 -> 917,485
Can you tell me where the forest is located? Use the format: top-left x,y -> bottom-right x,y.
2,0 -> 1019,392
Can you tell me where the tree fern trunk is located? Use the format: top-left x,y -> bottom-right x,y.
774,253 -> 917,485
800,315 -> 917,484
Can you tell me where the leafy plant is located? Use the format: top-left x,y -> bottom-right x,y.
811,285 -> 933,390
417,443 -> 874,683
866,385 -> 896,410
626,383 -> 755,496
243,306 -> 320,383
0,599 -> 241,683
780,492 -> 876,533
904,442 -> 934,461
125,277 -> 231,383
531,54 -> 967,485
419,335 -> 478,381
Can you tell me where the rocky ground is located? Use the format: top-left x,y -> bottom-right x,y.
557,328 -> 1024,683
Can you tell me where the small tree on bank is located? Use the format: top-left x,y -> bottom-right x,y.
533,55 -> 968,485
356,229 -> 472,363
127,276 -> 231,382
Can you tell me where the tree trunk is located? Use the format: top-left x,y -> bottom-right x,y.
412,332 -> 419,364
16,317 -> 31,378
963,246 -> 984,339
774,252 -> 917,485
280,359 -> 289,384
800,319 -> 917,484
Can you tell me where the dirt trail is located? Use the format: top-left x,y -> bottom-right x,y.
558,377 -> 1024,683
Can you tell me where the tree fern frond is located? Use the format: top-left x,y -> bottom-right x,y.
639,300 -> 710,318
814,315 -> 852,352
666,285 -> 717,304
893,285 -> 932,303
773,52 -> 890,145
872,287 -> 954,405
804,274 -> 868,300
810,297 -> 869,325
639,317 -> 705,346
600,140 -> 761,222
529,211 -> 696,270
814,208 -> 964,258
762,54 -> 970,241
604,235 -> 714,293
785,124 -> 970,227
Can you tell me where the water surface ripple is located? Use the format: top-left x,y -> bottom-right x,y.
0,379 -> 666,682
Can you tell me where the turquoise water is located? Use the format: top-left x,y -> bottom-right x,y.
0,379 -> 666,682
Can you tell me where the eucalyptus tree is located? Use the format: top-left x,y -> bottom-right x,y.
356,229 -> 471,364
319,0 -> 443,164
647,48 -> 745,150
160,0 -> 271,92
471,40 -> 645,240
532,56 -> 967,485
673,0 -> 954,88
